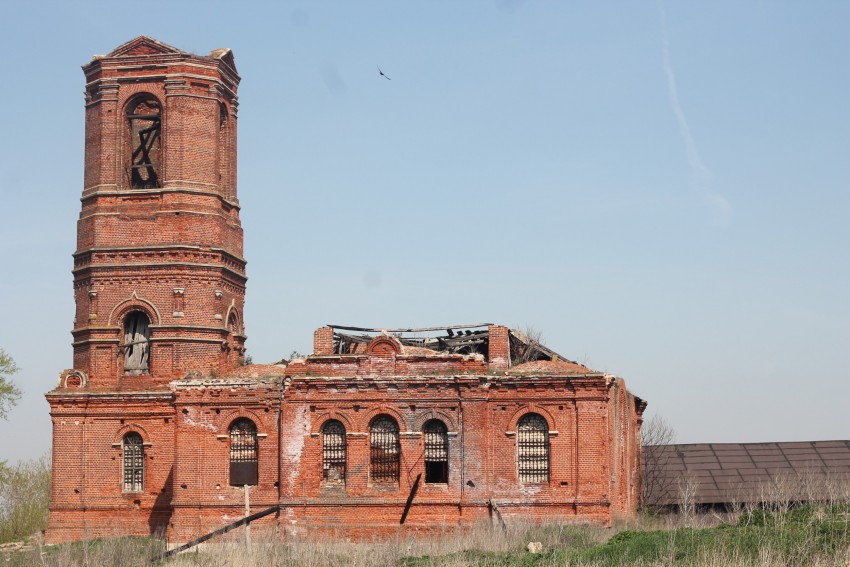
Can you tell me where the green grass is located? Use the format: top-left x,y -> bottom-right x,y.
402,506 -> 850,567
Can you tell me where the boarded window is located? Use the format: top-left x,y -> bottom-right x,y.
127,97 -> 162,189
322,420 -> 346,484
122,432 -> 144,493
517,413 -> 549,483
423,419 -> 449,484
229,418 -> 258,486
123,312 -> 150,375
370,415 -> 400,483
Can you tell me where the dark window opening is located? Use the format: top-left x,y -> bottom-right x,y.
423,419 -> 449,484
123,312 -> 150,375
517,413 -> 549,483
322,420 -> 346,484
122,432 -> 144,493
127,98 -> 162,189
370,415 -> 400,483
229,418 -> 258,486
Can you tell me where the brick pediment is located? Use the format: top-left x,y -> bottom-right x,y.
108,36 -> 184,57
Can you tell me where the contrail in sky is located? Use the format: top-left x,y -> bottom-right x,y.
661,9 -> 732,225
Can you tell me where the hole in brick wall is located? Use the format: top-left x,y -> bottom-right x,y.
74,489 -> 80,494
274,481 -> 279,488
164,418 -> 169,423
310,405 -> 316,412
353,405 -> 360,412
559,406 -> 564,410
560,481 -> 569,486
120,419 -> 125,425
182,409 -> 189,414
264,408 -> 269,413
180,484 -> 187,489
215,409 -> 220,414
409,405 -> 416,411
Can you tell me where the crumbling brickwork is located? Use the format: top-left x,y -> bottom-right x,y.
45,37 -> 646,545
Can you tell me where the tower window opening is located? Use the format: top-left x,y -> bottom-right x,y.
123,312 -> 150,375
126,97 -> 161,189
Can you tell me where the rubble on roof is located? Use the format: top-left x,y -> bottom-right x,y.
324,323 -> 575,365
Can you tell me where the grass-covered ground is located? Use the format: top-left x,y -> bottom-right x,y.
2,506 -> 848,566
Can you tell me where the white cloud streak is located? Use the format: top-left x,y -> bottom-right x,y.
661,9 -> 732,225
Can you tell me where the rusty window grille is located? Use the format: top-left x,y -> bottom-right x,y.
517,413 -> 549,483
123,312 -> 150,375
122,432 -> 144,493
370,415 -> 400,483
127,97 -> 161,189
322,420 -> 346,484
229,418 -> 258,486
423,419 -> 449,484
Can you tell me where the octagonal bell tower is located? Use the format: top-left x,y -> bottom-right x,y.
71,36 -> 246,389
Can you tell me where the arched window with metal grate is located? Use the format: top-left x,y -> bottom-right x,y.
517,413 -> 549,483
122,432 -> 144,493
370,415 -> 400,483
322,420 -> 347,484
229,418 -> 258,486
423,419 -> 449,484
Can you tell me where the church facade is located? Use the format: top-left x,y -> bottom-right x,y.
45,37 -> 646,544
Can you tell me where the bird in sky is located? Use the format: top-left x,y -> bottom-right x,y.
377,66 -> 391,80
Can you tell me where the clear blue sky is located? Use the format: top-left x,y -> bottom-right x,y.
1,1 -> 848,463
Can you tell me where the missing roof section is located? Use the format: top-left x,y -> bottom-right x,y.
326,323 -> 572,364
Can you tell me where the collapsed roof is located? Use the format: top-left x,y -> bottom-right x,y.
325,323 -> 573,365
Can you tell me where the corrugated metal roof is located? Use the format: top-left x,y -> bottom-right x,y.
643,441 -> 850,507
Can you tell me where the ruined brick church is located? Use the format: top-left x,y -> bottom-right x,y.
45,37 -> 646,544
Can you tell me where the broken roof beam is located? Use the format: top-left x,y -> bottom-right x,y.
327,323 -> 493,334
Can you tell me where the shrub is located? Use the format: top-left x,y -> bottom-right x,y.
0,453 -> 51,543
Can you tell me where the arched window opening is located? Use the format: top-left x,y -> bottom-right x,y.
126,96 -> 162,189
229,418 -> 258,486
423,419 -> 449,484
517,413 -> 549,483
123,312 -> 150,375
122,432 -> 144,493
227,311 -> 240,334
370,415 -> 400,483
322,420 -> 346,484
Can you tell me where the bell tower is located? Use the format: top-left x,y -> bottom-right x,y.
72,36 -> 245,389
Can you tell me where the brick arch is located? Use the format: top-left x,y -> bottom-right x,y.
361,406 -> 407,432
219,408 -> 268,436
411,409 -> 458,432
506,405 -> 556,432
59,369 -> 88,389
123,91 -> 162,115
367,336 -> 400,357
311,411 -> 354,435
113,423 -> 151,445
108,292 -> 162,326
225,303 -> 242,333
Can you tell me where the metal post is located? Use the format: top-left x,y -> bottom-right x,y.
244,484 -> 251,552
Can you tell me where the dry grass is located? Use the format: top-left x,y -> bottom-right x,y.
3,507 -> 848,567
